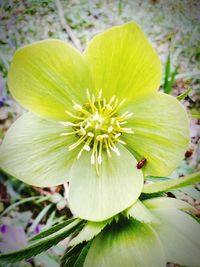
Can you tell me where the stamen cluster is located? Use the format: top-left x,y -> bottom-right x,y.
60,90 -> 133,172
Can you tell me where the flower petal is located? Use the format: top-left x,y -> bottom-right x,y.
0,112 -> 78,186
84,22 -> 162,102
143,197 -> 194,211
8,39 -> 93,120
84,218 -> 166,267
68,144 -> 144,221
122,92 -> 189,176
150,209 -> 200,266
127,200 -> 159,223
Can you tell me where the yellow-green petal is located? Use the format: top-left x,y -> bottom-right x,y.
122,92 -> 189,176
8,39 -> 93,120
84,22 -> 162,102
0,112 -> 78,186
68,144 -> 144,221
144,197 -> 200,266
84,219 -> 166,267
127,200 -> 159,223
151,209 -> 200,266
143,197 -> 194,211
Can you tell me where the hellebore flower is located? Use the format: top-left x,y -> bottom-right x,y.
66,198 -> 200,267
0,22 -> 189,221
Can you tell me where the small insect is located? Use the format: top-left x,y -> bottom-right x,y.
185,148 -> 194,158
136,158 -> 147,169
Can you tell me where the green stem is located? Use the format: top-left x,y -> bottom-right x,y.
142,172 -> 200,194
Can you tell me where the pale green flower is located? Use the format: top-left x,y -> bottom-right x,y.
66,197 -> 200,267
0,22 -> 189,221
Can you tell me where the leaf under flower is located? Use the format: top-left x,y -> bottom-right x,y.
143,172 -> 200,194
0,219 -> 82,263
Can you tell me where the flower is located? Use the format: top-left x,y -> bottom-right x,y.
0,224 -> 27,253
66,197 -> 200,267
0,22 -> 189,221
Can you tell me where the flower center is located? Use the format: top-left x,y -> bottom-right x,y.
60,89 -> 134,173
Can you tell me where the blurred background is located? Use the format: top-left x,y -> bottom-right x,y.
0,0 -> 199,266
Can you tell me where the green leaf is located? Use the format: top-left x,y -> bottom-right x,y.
145,175 -> 170,181
61,242 -> 87,267
0,219 -> 81,263
163,53 -> 178,95
84,218 -> 166,267
28,204 -> 53,233
73,242 -> 91,267
188,108 -> 200,119
69,220 -> 110,247
30,218 -> 76,241
142,172 -> 200,194
163,54 -> 171,94
176,86 -> 192,101
0,196 -> 44,218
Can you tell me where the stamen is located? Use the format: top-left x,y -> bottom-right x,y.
60,130 -> 79,136
59,121 -> 77,127
109,95 -> 116,105
72,100 -> 91,116
108,126 -> 113,133
69,135 -> 87,151
61,89 -> 134,173
114,133 -> 121,138
72,100 -> 82,111
108,139 -> 120,156
91,139 -> 98,165
84,122 -> 92,129
86,89 -> 96,112
87,132 -> 94,137
104,138 -> 111,157
65,110 -> 85,120
116,120 -> 120,128
97,139 -> 103,165
118,139 -> 126,145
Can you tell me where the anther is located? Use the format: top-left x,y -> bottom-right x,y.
114,133 -> 121,138
111,118 -> 115,124
83,145 -> 91,151
87,132 -> 94,137
108,126 -> 114,133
